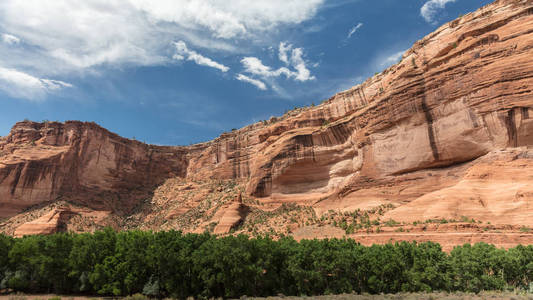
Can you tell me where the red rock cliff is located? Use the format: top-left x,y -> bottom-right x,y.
0,121 -> 189,217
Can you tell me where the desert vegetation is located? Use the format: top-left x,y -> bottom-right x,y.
0,230 -> 532,299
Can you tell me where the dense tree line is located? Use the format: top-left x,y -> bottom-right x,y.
0,229 -> 532,298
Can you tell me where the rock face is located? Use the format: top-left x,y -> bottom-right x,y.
13,207 -> 77,237
212,194 -> 249,234
1,0 -> 533,247
0,121 -> 188,218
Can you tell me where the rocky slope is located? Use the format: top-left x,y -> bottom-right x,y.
1,0 -> 533,248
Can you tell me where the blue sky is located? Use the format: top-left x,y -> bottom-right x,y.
0,0 -> 490,145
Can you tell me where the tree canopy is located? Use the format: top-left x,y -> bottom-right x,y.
0,230 -> 532,299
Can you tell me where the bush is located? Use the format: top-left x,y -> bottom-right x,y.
1,230 -> 533,298
520,226 -> 531,232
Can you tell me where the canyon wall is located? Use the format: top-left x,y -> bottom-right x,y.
0,121 -> 189,218
186,0 -> 533,204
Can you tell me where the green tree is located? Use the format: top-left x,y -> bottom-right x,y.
0,234 -> 14,288
69,228 -> 117,293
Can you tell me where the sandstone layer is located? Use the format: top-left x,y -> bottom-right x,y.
1,0 -> 533,249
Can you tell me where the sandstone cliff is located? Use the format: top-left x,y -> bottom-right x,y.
1,0 -> 533,248
0,121 -> 189,218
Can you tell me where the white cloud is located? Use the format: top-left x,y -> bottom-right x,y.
241,42 -> 315,84
241,57 -> 292,78
130,0 -> 324,39
173,41 -> 229,72
347,22 -> 363,39
236,74 -> 267,90
380,50 -> 406,67
1,33 -> 20,45
290,47 -> 315,81
0,0 -> 324,99
279,42 -> 292,65
0,67 -> 72,100
421,0 -> 457,24
0,0 -> 324,71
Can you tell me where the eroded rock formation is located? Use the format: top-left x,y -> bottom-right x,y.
1,0 -> 533,248
0,121 -> 188,218
13,207 -> 77,237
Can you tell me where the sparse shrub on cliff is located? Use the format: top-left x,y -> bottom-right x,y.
345,223 -> 355,234
520,226 -> 531,232
385,219 -> 399,227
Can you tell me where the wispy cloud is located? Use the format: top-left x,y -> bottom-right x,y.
279,42 -> 292,65
420,0 -> 457,24
290,47 -> 315,81
340,22 -> 363,46
237,42 -> 315,93
380,50 -> 406,67
235,74 -> 267,90
0,67 -> 72,100
1,33 -> 20,45
241,42 -> 315,83
173,41 -> 229,72
241,57 -> 291,78
347,22 -> 363,39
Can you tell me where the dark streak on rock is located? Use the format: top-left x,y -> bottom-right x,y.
469,109 -> 480,128
421,97 -> 440,161
10,164 -> 22,195
521,107 -> 530,119
506,109 -> 518,147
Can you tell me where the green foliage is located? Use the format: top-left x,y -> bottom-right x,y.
0,234 -> 13,286
1,230 -> 533,298
520,226 -> 531,233
385,219 -> 399,227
